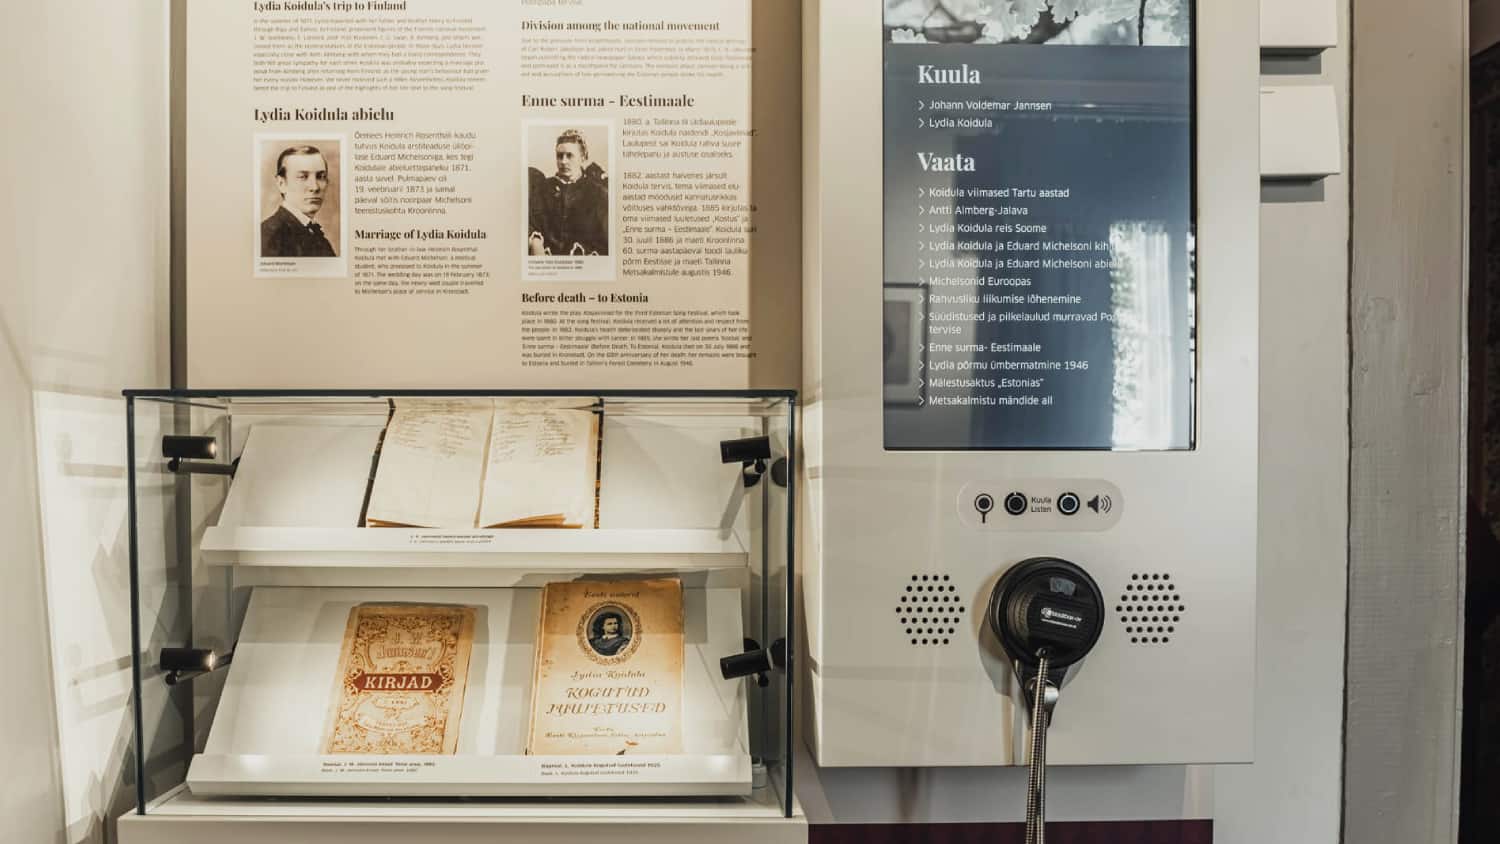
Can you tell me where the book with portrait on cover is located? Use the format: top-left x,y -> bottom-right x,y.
322,603 -> 477,755
527,578 -> 684,755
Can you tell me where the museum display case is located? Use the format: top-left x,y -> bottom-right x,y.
121,389 -> 797,838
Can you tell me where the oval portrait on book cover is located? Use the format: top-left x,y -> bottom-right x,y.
577,601 -> 642,664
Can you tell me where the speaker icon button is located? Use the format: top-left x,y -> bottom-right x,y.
1057,492 -> 1081,516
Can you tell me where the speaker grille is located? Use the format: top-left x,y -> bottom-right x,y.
895,574 -> 966,646
1115,572 -> 1185,646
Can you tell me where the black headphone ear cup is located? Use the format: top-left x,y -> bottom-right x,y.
988,558 -> 1105,672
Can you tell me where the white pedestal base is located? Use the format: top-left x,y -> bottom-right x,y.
118,788 -> 807,844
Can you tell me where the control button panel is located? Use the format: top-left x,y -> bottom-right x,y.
957,480 -> 1123,532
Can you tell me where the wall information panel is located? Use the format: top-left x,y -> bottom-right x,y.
185,1 -> 800,389
881,2 -> 1195,451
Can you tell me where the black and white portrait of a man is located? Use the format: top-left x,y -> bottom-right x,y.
261,144 -> 338,258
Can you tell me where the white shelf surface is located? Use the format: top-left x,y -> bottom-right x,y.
119,786 -> 806,844
188,753 -> 752,798
203,526 -> 751,572
145,782 -> 798,818
189,586 -> 753,798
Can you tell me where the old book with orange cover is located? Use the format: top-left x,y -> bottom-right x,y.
322,603 -> 476,754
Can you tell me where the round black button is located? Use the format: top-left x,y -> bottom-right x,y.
1004,492 -> 1029,516
1058,492 -> 1081,516
974,493 -> 995,516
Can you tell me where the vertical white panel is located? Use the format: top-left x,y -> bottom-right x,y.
0,1 -> 172,842
1214,7 -> 1352,842
0,78 -> 68,838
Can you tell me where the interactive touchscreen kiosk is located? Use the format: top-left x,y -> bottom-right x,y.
803,0 -> 1259,768
881,20 -> 1194,452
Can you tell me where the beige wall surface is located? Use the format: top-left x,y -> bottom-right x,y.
1,2 -> 172,842
1346,0 -> 1468,842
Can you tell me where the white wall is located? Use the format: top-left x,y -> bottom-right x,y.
0,1 -> 172,842
0,340 -> 66,844
0,5 -> 69,826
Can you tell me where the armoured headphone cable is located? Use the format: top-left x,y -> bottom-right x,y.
1024,651 -> 1051,844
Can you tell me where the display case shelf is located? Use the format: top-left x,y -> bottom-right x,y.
203,527 -> 750,572
188,753 -> 753,798
137,782 -> 797,819
119,785 -> 807,844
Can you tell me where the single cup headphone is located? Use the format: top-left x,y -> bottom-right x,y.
987,557 -> 1106,689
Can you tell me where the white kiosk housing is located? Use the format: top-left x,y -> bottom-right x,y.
801,0 -> 1260,767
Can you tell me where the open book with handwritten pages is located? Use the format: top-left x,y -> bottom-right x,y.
364,398 -> 599,529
